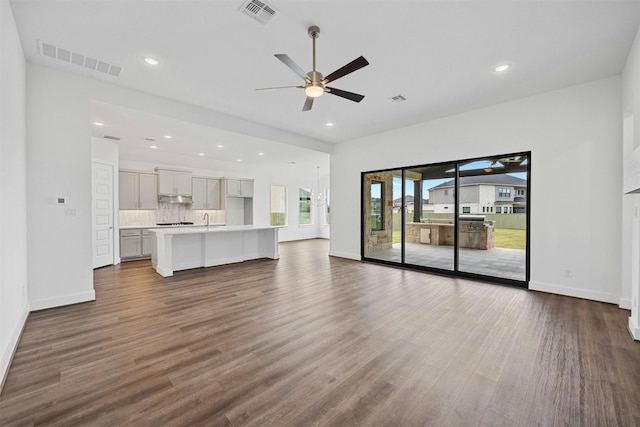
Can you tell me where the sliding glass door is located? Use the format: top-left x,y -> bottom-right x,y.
403,164 -> 456,271
362,152 -> 530,287
457,155 -> 528,281
362,169 -> 402,263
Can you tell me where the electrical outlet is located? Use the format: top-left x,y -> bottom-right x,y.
64,208 -> 77,217
564,269 -> 573,278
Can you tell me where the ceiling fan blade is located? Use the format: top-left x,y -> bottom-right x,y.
275,54 -> 309,81
302,96 -> 314,111
325,87 -> 365,103
255,85 -> 304,91
323,56 -> 369,84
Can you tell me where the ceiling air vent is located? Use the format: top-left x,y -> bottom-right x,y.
38,40 -> 122,77
388,94 -> 407,103
102,135 -> 121,141
239,0 -> 278,25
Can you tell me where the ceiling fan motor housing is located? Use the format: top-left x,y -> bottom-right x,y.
306,71 -> 325,97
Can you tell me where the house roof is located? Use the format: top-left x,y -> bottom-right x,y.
429,175 -> 527,190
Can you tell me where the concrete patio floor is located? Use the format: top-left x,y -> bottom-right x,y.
365,242 -> 526,281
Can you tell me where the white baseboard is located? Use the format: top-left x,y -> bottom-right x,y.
1,302 -> 30,393
30,290 -> 96,311
529,281 -> 620,305
328,250 -> 361,261
628,316 -> 640,341
619,298 -> 632,310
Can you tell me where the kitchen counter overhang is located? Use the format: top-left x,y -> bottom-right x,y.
149,225 -> 281,277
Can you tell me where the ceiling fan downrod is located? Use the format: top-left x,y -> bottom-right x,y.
308,25 -> 320,73
306,25 -> 324,97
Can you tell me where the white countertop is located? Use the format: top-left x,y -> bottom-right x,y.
120,223 -> 225,230
149,225 -> 282,235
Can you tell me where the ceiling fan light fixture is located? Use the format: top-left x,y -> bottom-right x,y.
305,85 -> 324,98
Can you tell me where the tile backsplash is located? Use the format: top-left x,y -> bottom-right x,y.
119,203 -> 225,226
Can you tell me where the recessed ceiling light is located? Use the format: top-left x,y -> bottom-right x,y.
163,135 -> 172,139
92,121 -> 104,126
198,153 -> 205,156
216,144 -> 224,148
493,63 -> 511,73
325,122 -> 334,127
258,152 -> 265,156
144,57 -> 159,66
149,145 -> 158,149
236,159 -> 242,162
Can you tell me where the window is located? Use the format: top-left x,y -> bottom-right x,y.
299,187 -> 312,225
270,185 -> 287,226
482,206 -> 486,213
370,181 -> 384,231
444,189 -> 449,196
325,188 -> 331,225
462,206 -> 471,214
496,207 -> 502,214
498,187 -> 511,198
516,189 -> 525,196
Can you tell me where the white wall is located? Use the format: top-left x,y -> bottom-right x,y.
330,77 -> 623,304
622,26 -> 640,339
0,0 -> 29,388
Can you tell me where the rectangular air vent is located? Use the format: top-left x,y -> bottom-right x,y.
102,135 -> 121,141
38,40 -> 122,77
239,0 -> 278,25
388,94 -> 407,103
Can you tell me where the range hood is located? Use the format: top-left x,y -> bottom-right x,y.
158,195 -> 193,204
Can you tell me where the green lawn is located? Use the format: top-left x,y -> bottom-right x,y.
392,227 -> 525,249
493,228 -> 526,250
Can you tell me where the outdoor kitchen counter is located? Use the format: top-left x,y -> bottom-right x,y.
149,225 -> 281,277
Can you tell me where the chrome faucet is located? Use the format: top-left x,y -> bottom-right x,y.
203,212 -> 209,227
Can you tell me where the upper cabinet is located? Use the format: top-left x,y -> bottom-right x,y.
119,171 -> 158,210
191,177 -> 206,209
156,168 -> 192,195
139,173 -> 158,209
225,178 -> 254,197
192,177 -> 222,210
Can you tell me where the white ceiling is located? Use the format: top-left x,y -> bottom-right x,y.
10,0 -> 640,161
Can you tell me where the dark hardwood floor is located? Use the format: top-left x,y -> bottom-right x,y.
1,239 -> 639,426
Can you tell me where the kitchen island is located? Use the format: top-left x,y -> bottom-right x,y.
149,225 -> 281,277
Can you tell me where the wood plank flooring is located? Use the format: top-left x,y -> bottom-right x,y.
1,239 -> 639,426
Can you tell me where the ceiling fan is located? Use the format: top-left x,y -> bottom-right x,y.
256,25 -> 369,111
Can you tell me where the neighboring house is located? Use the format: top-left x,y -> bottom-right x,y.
427,175 -> 527,215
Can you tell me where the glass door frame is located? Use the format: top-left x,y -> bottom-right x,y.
361,151 -> 530,289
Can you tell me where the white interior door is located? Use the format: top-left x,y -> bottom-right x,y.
92,162 -> 114,268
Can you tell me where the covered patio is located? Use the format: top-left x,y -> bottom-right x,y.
366,242 -> 526,281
